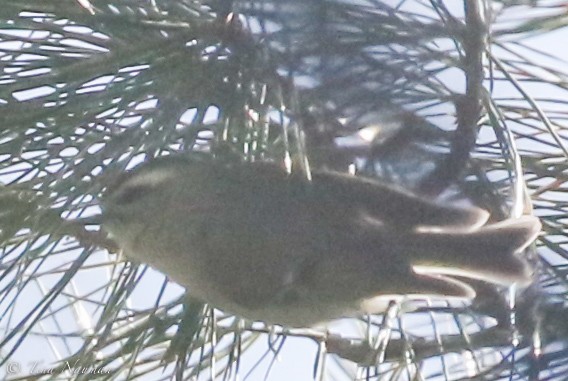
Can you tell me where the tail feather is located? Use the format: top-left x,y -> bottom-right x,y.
361,274 -> 476,314
411,215 -> 541,286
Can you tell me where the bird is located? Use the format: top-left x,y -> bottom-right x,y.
100,154 -> 541,327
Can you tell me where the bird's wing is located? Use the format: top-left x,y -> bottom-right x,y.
310,170 -> 489,231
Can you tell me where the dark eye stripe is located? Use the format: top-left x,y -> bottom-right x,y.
113,184 -> 154,205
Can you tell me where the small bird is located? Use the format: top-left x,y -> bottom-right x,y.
101,155 -> 541,327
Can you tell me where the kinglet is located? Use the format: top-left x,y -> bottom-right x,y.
101,155 -> 541,327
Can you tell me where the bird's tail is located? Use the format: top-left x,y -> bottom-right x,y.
410,215 -> 541,286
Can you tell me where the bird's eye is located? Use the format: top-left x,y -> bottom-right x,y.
113,184 -> 153,205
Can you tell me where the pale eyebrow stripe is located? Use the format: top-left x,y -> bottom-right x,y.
121,168 -> 178,189
108,168 -> 178,203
